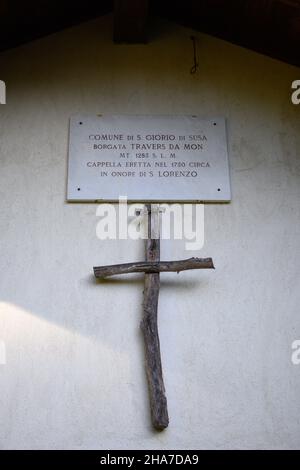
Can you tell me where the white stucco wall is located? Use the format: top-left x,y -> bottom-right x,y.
0,14 -> 300,450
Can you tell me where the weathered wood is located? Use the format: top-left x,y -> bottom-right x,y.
93,203 -> 215,430
140,205 -> 169,430
94,257 -> 214,278
114,0 -> 148,43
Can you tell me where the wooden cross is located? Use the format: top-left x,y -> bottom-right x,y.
93,204 -> 214,430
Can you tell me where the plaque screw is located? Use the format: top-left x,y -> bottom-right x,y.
79,122 -> 83,125
77,187 -> 81,191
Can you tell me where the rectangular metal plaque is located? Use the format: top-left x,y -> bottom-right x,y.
67,114 -> 231,202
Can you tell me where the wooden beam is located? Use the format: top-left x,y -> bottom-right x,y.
114,0 -> 148,43
141,205 -> 169,430
94,257 -> 215,279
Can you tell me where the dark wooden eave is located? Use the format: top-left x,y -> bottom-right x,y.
152,0 -> 300,68
0,1 -> 112,52
0,0 -> 299,67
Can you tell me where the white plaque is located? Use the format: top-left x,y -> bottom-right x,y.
67,114 -> 231,202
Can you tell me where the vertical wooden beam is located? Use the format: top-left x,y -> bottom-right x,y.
114,0 -> 148,43
141,205 -> 169,430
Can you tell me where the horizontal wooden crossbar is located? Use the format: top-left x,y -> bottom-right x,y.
94,257 -> 214,279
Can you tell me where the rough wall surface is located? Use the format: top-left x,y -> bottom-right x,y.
0,15 -> 299,449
